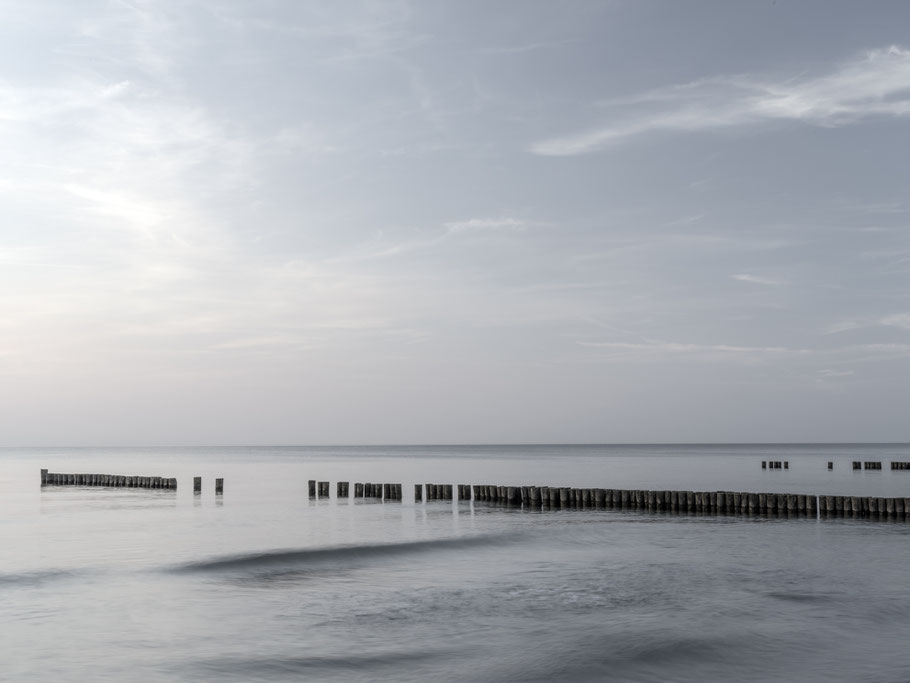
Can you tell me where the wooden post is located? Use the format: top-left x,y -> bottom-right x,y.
415,484 -> 423,502
548,487 -> 559,508
193,476 -> 201,493
308,480 -> 316,498
215,478 -> 224,494
827,462 -> 833,470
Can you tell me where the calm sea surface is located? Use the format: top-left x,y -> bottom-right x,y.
4,444 -> 910,682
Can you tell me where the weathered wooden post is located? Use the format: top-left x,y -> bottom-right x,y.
215,478 -> 224,494
834,496 -> 845,514
415,484 -> 423,502
193,476 -> 201,494
40,469 -> 47,485
308,480 -> 316,498
762,461 -> 767,469
828,462 -> 833,470
548,487 -> 558,508
529,486 -> 541,507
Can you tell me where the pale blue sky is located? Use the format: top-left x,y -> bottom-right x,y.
2,1 -> 910,445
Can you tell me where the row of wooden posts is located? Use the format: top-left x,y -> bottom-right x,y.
307,480 -> 910,519
308,480 -> 403,500
765,460 -> 909,471
41,470 -> 222,493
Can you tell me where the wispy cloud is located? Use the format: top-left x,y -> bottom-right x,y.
443,217 -> 526,233
531,46 -> 910,155
332,217 -> 528,263
479,39 -> 577,55
732,273 -> 786,286
817,368 -> 855,377
881,313 -> 910,330
576,338 -> 811,364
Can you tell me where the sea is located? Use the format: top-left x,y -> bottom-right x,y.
4,443 -> 910,682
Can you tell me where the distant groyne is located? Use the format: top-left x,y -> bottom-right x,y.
41,469 -> 177,489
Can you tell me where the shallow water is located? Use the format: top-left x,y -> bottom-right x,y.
4,444 -> 910,681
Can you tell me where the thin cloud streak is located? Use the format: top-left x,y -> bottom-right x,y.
732,274 -> 786,286
531,46 -> 910,155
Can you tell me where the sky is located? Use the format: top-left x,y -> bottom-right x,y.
2,0 -> 910,446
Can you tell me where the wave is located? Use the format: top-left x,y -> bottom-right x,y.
174,534 -> 513,573
0,568 -> 86,588
191,650 -> 448,677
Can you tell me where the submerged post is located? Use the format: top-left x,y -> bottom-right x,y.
193,476 -> 202,494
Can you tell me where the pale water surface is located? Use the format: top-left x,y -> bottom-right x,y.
3,444 -> 910,682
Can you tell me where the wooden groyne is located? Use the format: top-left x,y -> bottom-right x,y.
41,469 -> 176,489
308,480 -> 402,501
459,485 -> 910,519
303,479 -> 910,520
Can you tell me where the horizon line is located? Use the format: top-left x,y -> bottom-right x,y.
3,441 -> 909,449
